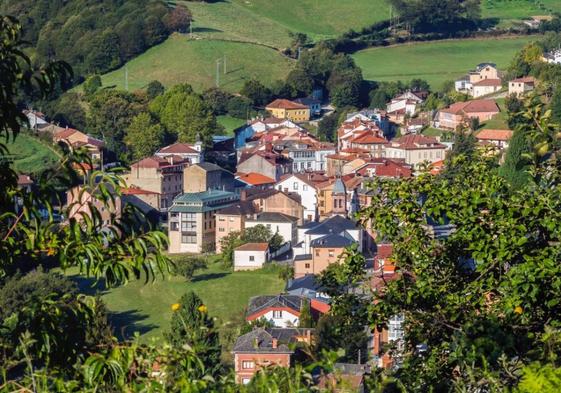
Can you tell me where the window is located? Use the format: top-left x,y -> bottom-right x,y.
328,249 -> 335,257
303,185 -> 308,191
181,213 -> 196,231
249,256 -> 255,261
266,224 -> 271,229
241,361 -> 254,370
388,314 -> 405,341
219,227 -> 225,232
229,217 -> 234,222
170,222 -> 179,231
242,378 -> 251,385
181,234 -> 196,244
315,249 -> 320,257
273,310 -> 283,318
305,263 -> 310,269
293,182 -> 299,190
219,217 -> 225,222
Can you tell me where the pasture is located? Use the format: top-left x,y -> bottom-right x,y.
353,36 -> 535,90
7,133 -> 60,175
100,35 -> 294,92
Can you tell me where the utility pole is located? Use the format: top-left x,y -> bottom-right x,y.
125,66 -> 129,91
298,47 -> 302,60
216,59 -> 222,87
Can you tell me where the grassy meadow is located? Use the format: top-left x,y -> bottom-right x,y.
7,133 -> 60,174
217,115 -> 246,136
353,36 -> 535,90
69,259 -> 285,341
101,35 -> 294,92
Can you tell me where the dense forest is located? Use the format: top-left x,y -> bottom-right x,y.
0,0 -> 190,79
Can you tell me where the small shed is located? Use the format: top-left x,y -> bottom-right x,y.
234,243 -> 269,271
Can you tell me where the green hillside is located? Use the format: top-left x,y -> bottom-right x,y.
482,0 -> 561,20
7,133 -> 60,175
100,35 -> 295,92
353,36 -> 535,90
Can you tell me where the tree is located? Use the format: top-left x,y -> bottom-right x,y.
124,112 -> 164,161
550,86 -> 561,124
298,299 -> 313,328
163,5 -> 192,33
87,89 -> 146,162
150,84 -> 221,146
361,102 -> 561,390
85,31 -> 121,73
202,87 -> 232,115
317,110 -> 340,142
50,92 -> 87,130
171,256 -> 207,280
167,291 -> 221,373
499,126 -> 532,188
146,80 -> 165,100
240,79 -> 272,107
369,89 -> 388,109
505,93 -> 525,129
242,224 -> 273,243
269,232 -> 284,252
219,230 -> 244,267
82,75 -> 102,97
226,95 -> 254,119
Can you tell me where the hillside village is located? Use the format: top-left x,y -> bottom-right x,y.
16,53 -> 546,386
4,1 -> 561,391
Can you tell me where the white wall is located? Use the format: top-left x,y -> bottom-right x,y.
245,220 -> 296,245
277,176 -> 317,222
234,250 -> 267,270
257,310 -> 299,328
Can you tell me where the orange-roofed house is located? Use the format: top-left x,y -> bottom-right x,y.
53,128 -> 104,164
385,134 -> 447,168
122,187 -> 161,215
237,172 -> 276,189
472,78 -> 502,98
155,142 -> 203,164
437,99 -> 500,130
508,76 -> 536,97
234,243 -> 270,271
475,129 -> 513,150
266,99 -> 310,122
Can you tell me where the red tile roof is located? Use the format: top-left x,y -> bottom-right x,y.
122,187 -> 160,195
510,76 -> 535,84
237,172 -> 276,186
472,78 -> 502,87
158,143 -> 198,154
390,134 -> 446,150
476,129 -> 513,141
235,242 -> 269,251
266,99 -> 308,110
131,155 -> 187,169
17,174 -> 33,186
441,99 -> 500,115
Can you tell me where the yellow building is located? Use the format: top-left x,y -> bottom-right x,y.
265,99 -> 310,122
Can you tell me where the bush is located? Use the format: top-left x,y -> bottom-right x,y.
171,256 -> 207,280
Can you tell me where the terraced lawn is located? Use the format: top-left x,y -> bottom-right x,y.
101,35 -> 295,92
353,36 -> 535,90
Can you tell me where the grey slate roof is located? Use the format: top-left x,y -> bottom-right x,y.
247,294 -> 303,317
232,328 -> 313,353
304,215 -> 358,235
216,200 -> 258,216
293,254 -> 313,261
310,234 -> 353,248
286,274 -> 321,292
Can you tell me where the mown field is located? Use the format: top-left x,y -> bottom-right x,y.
6,133 -> 60,174
100,35 -> 294,92
353,36 -> 535,90
482,0 -> 561,20
69,259 -> 285,341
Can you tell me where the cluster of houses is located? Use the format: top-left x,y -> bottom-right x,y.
18,58 -> 543,386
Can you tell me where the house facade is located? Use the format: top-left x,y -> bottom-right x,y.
245,212 -> 298,245
155,142 -> 203,164
265,99 -> 310,122
472,79 -> 502,98
437,99 -> 500,130
234,243 -> 269,271
124,156 -> 187,211
215,200 -> 259,253
237,150 -> 293,182
168,190 -> 239,253
294,234 -> 353,278
183,162 -> 235,193
276,174 -> 319,222
53,128 -> 105,163
385,134 -> 447,168
508,77 -> 536,96
475,129 -> 513,150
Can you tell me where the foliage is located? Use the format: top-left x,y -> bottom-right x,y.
171,256 -> 208,280
82,75 -> 102,97
242,224 -> 274,243
86,89 -> 147,162
388,0 -> 481,34
146,80 -> 165,100
317,110 -> 340,142
240,79 -> 272,107
298,299 -> 314,328
203,88 -> 233,116
124,112 -> 164,161
219,230 -> 244,267
166,291 -> 221,374
359,100 -> 561,390
150,84 -> 222,146
0,0 -> 187,78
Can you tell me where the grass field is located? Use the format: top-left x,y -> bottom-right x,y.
69,259 -> 285,341
217,115 -> 246,136
353,36 -> 535,90
101,35 -> 294,92
6,133 -> 60,175
482,0 -> 561,20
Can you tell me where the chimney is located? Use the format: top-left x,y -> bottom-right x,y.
265,142 -> 273,152
272,338 -> 278,349
253,337 -> 259,349
240,189 -> 247,201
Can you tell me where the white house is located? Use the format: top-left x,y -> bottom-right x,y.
233,243 -> 269,271
246,295 -> 304,328
245,212 -> 298,245
155,142 -> 203,164
543,49 -> 561,65
276,174 -> 318,222
23,110 -> 49,131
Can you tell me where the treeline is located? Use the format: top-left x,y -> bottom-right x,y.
0,0 -> 191,79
